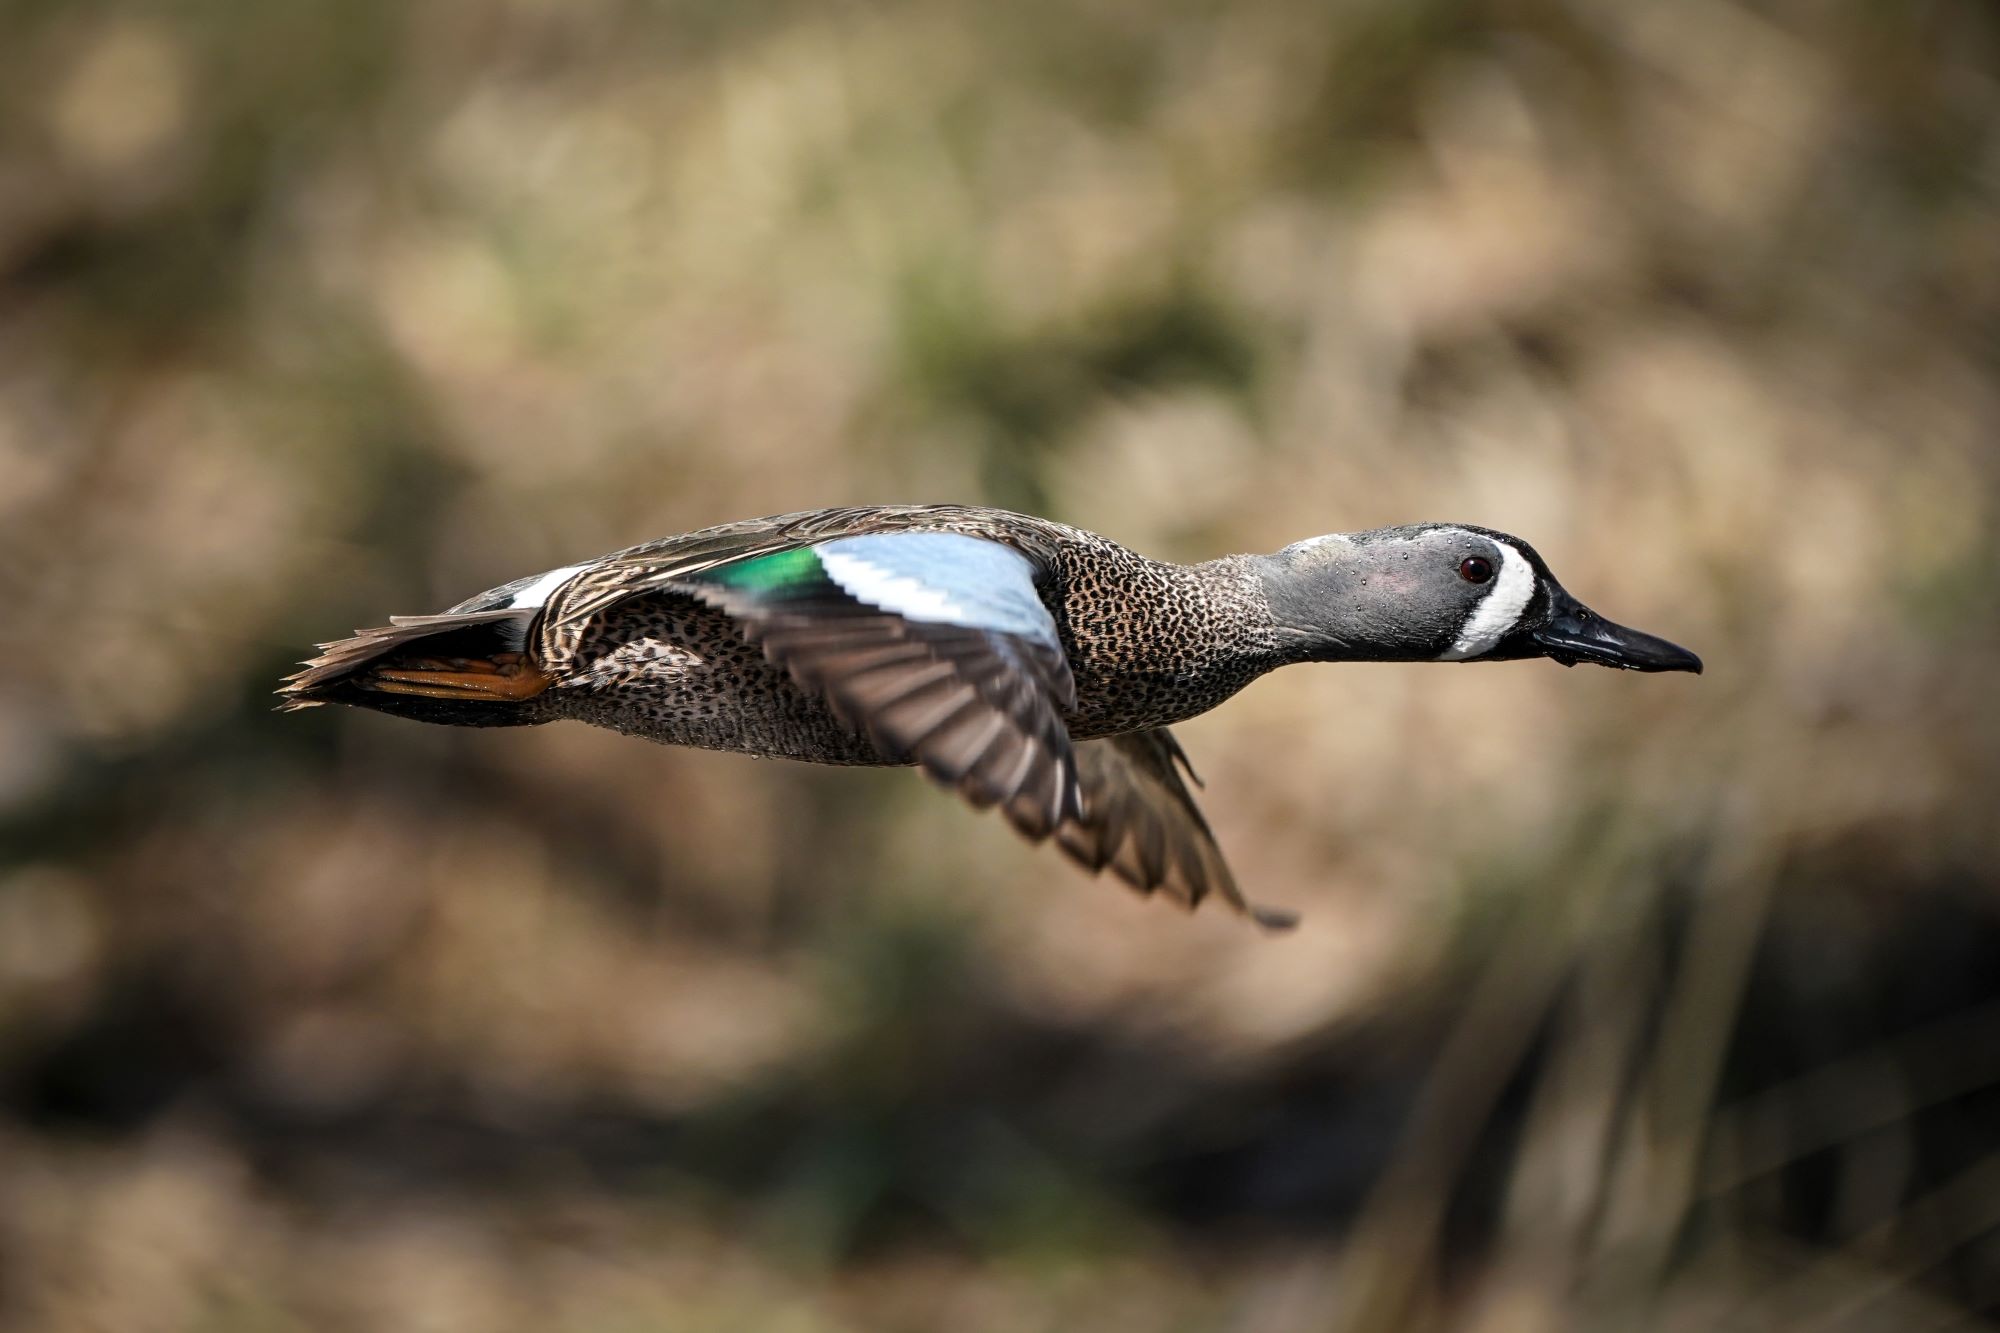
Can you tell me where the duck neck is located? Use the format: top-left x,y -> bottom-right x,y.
1250,543 -> 1438,664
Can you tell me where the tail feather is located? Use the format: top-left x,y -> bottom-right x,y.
276,607 -> 549,726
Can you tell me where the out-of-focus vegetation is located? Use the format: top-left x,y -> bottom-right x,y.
2,0 -> 1998,1328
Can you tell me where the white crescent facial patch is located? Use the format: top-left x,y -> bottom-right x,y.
1438,539 -> 1536,660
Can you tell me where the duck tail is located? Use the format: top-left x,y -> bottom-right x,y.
276,607 -> 553,728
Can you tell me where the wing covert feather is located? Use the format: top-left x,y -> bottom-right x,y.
685,530 -> 1084,834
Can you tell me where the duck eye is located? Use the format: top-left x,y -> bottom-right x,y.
1459,556 -> 1493,584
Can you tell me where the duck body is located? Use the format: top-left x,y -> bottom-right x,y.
282,504 -> 1701,928
553,509 -> 1280,760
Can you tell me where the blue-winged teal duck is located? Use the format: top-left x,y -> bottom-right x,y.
280,505 -> 1701,928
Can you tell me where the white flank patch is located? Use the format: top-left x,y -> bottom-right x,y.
1438,539 -> 1536,660
506,563 -> 590,610
818,550 -> 968,625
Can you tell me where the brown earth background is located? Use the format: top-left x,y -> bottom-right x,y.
2,1 -> 1999,1329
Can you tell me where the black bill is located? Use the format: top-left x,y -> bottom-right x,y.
1530,593 -> 1703,674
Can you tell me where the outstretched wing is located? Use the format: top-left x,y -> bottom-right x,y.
686,530 -> 1084,839
532,505 -> 1063,669
1057,730 -> 1298,930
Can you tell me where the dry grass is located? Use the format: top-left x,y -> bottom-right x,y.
2,0 -> 1997,1328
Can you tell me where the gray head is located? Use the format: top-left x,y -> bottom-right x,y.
1258,524 -> 1702,673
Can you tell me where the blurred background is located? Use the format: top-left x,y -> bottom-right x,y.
2,0 -> 1997,1328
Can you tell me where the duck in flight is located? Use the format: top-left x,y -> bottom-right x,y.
279,505 -> 1702,929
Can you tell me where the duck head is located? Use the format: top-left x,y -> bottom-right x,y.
1259,524 -> 1702,674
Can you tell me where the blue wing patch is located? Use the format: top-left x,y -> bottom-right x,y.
688,527 -> 1081,833
813,532 -> 1061,650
